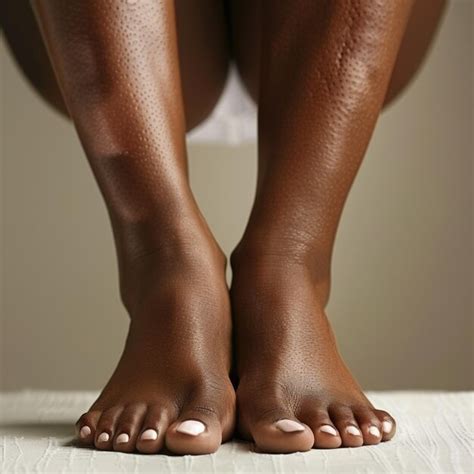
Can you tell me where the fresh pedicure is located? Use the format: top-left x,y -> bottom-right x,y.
382,421 -> 392,434
369,426 -> 381,437
98,432 -> 110,443
176,420 -> 206,436
346,425 -> 361,436
79,426 -> 91,438
320,425 -> 338,436
116,433 -> 130,444
275,419 -> 306,433
141,429 -> 158,441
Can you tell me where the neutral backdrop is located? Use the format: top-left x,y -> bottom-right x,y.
1,0 -> 472,391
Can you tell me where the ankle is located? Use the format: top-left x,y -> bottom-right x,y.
230,237 -> 331,306
115,217 -> 227,314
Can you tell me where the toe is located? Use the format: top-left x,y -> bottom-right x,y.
328,405 -> 363,448
166,383 -> 235,456
166,406 -> 223,455
375,409 -> 396,441
354,408 -> 383,445
113,403 -> 147,453
304,408 -> 342,449
244,403 -> 314,454
95,406 -> 123,450
75,410 -> 101,446
136,405 -> 170,454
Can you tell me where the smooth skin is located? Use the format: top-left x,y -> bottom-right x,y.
3,0 -> 446,455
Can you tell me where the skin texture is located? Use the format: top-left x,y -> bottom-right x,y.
29,0 -> 235,455
1,0 -> 230,129
228,0 -> 417,452
4,0 -> 446,455
227,0 -> 445,453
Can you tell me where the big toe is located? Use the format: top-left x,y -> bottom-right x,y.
240,400 -> 314,453
166,412 -> 222,454
166,395 -> 234,455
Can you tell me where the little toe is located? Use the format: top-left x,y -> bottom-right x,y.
375,409 -> 396,441
113,403 -> 147,453
305,408 -> 342,449
76,410 -> 101,445
329,405 -> 363,448
354,408 -> 383,445
136,405 -> 169,454
95,406 -> 123,450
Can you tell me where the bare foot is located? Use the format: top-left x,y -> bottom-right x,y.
231,248 -> 395,454
75,224 -> 235,455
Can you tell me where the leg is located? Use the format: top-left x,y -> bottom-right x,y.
230,0 -> 447,107
1,0 -> 230,130
230,1 -> 414,453
31,0 -> 234,454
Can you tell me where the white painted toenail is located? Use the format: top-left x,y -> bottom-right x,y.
98,432 -> 110,443
320,425 -> 338,436
346,425 -> 361,436
116,433 -> 129,444
369,426 -> 381,437
275,419 -> 305,433
382,421 -> 393,434
79,426 -> 91,438
176,420 -> 206,436
141,429 -> 158,441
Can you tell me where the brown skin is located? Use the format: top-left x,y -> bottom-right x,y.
230,0 -> 415,453
229,0 -> 446,452
4,0 -> 446,455
29,0 -> 235,455
1,0 -> 230,130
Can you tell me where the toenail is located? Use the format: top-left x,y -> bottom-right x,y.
141,429 -> 158,441
382,421 -> 393,434
176,420 -> 206,436
116,433 -> 129,444
346,425 -> 361,436
98,432 -> 110,443
369,426 -> 381,437
320,425 -> 338,436
275,419 -> 306,433
79,426 -> 91,438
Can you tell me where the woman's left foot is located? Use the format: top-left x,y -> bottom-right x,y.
231,248 -> 396,454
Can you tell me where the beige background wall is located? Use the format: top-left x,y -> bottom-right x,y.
1,1 -> 472,391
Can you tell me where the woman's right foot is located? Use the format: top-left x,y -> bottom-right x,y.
75,224 -> 235,455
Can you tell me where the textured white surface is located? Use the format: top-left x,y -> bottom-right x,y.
0,391 -> 472,473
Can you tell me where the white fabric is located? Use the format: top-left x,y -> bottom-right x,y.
187,68 -> 257,145
1,390 -> 472,473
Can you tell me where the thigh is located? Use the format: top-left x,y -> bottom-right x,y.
1,0 -> 231,131
230,0 -> 447,107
